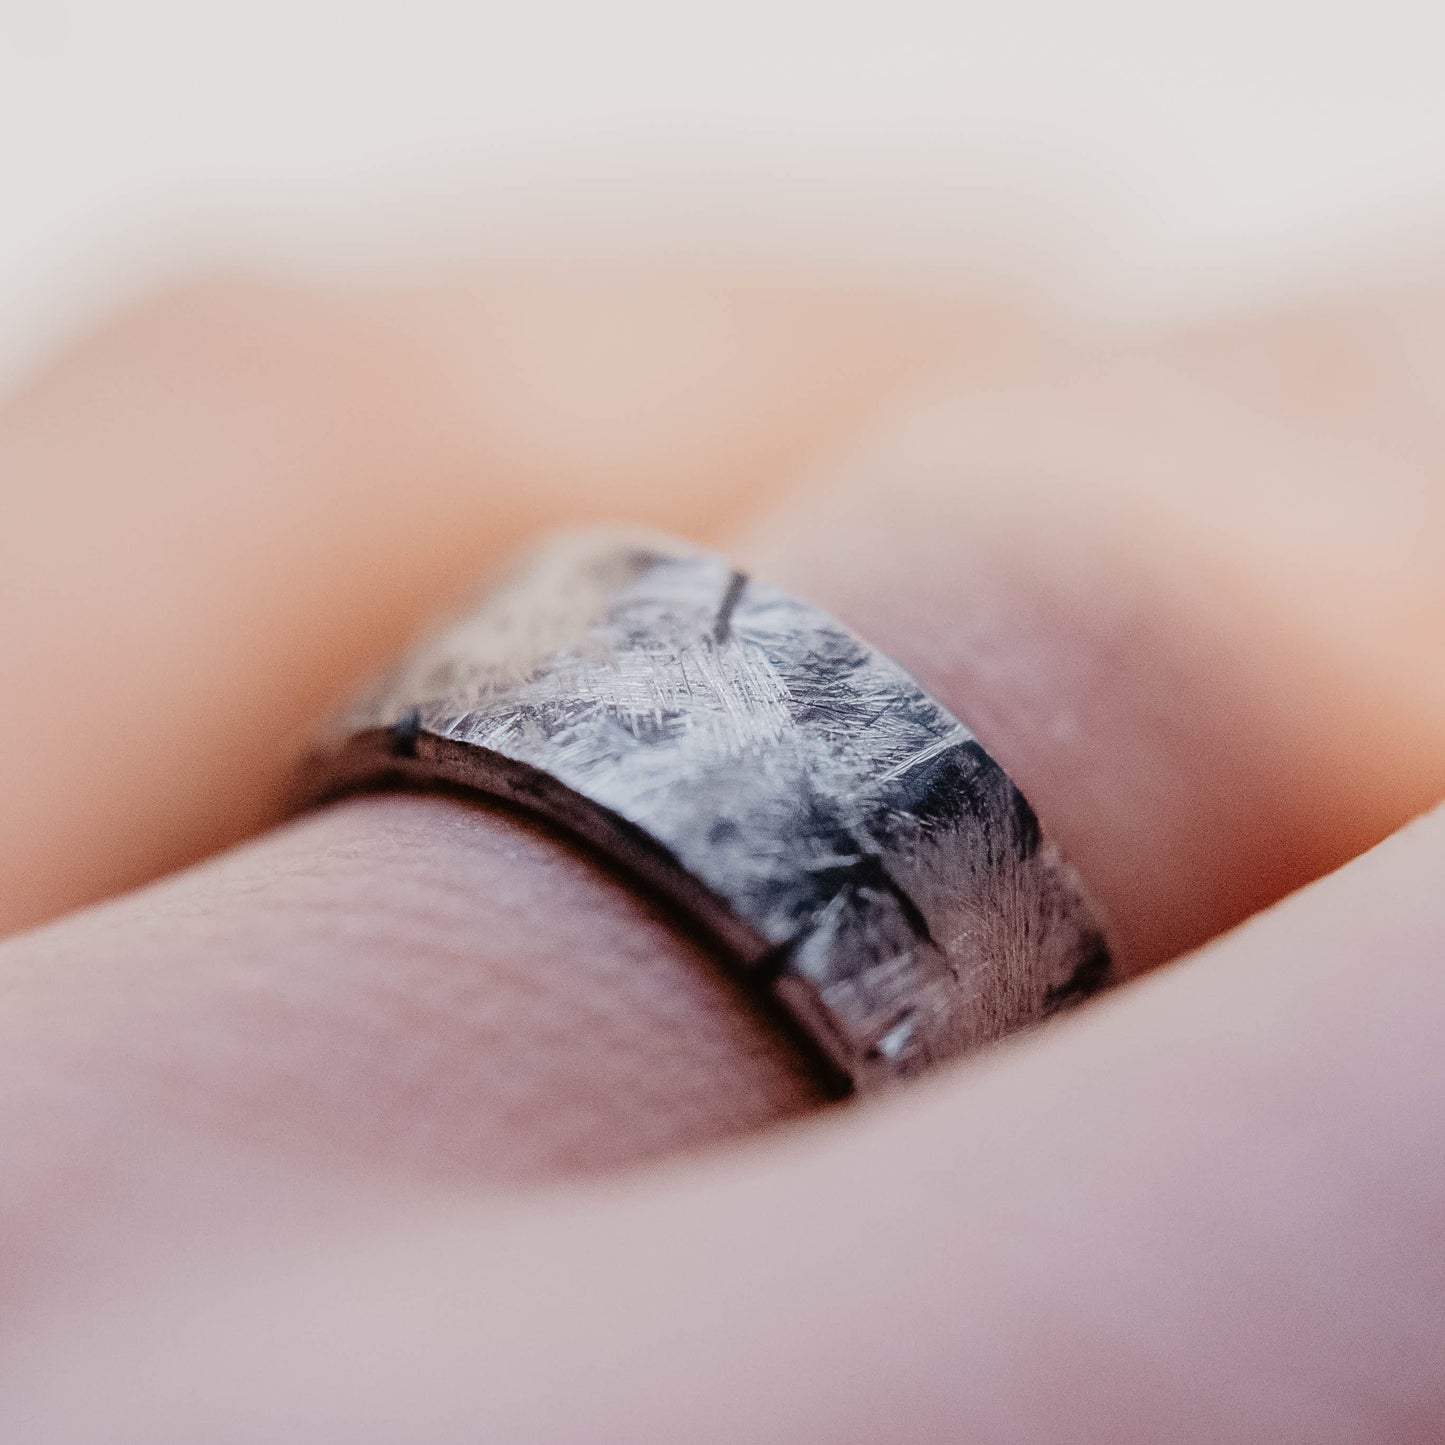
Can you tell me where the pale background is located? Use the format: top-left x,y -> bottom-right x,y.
3,0 -> 1444,384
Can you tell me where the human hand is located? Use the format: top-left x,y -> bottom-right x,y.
1,265 -> 1442,1441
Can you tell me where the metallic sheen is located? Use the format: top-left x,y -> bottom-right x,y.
305,530 -> 1111,1091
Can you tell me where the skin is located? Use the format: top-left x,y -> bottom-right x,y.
0,260 -> 1441,1441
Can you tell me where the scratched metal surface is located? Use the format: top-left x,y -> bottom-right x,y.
310,530 -> 1111,1090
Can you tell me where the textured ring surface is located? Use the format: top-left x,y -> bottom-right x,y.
304,530 -> 1111,1091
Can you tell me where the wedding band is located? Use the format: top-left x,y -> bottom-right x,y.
303,529 -> 1111,1091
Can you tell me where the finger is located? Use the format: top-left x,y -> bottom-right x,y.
0,267 -> 981,935
0,792 -> 821,1330
737,340 -> 1445,970
10,803 -> 1444,1444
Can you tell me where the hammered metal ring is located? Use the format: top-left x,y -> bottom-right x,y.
304,529 -> 1111,1092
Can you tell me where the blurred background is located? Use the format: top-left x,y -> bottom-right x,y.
5,0 -> 1445,386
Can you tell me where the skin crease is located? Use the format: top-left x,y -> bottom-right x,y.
0,263 -> 1440,1439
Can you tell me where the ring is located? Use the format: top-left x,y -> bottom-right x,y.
303,529 -> 1111,1091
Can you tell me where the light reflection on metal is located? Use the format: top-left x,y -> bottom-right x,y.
306,530 -> 1111,1092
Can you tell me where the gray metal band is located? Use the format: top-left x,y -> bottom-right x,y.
304,530 -> 1111,1091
